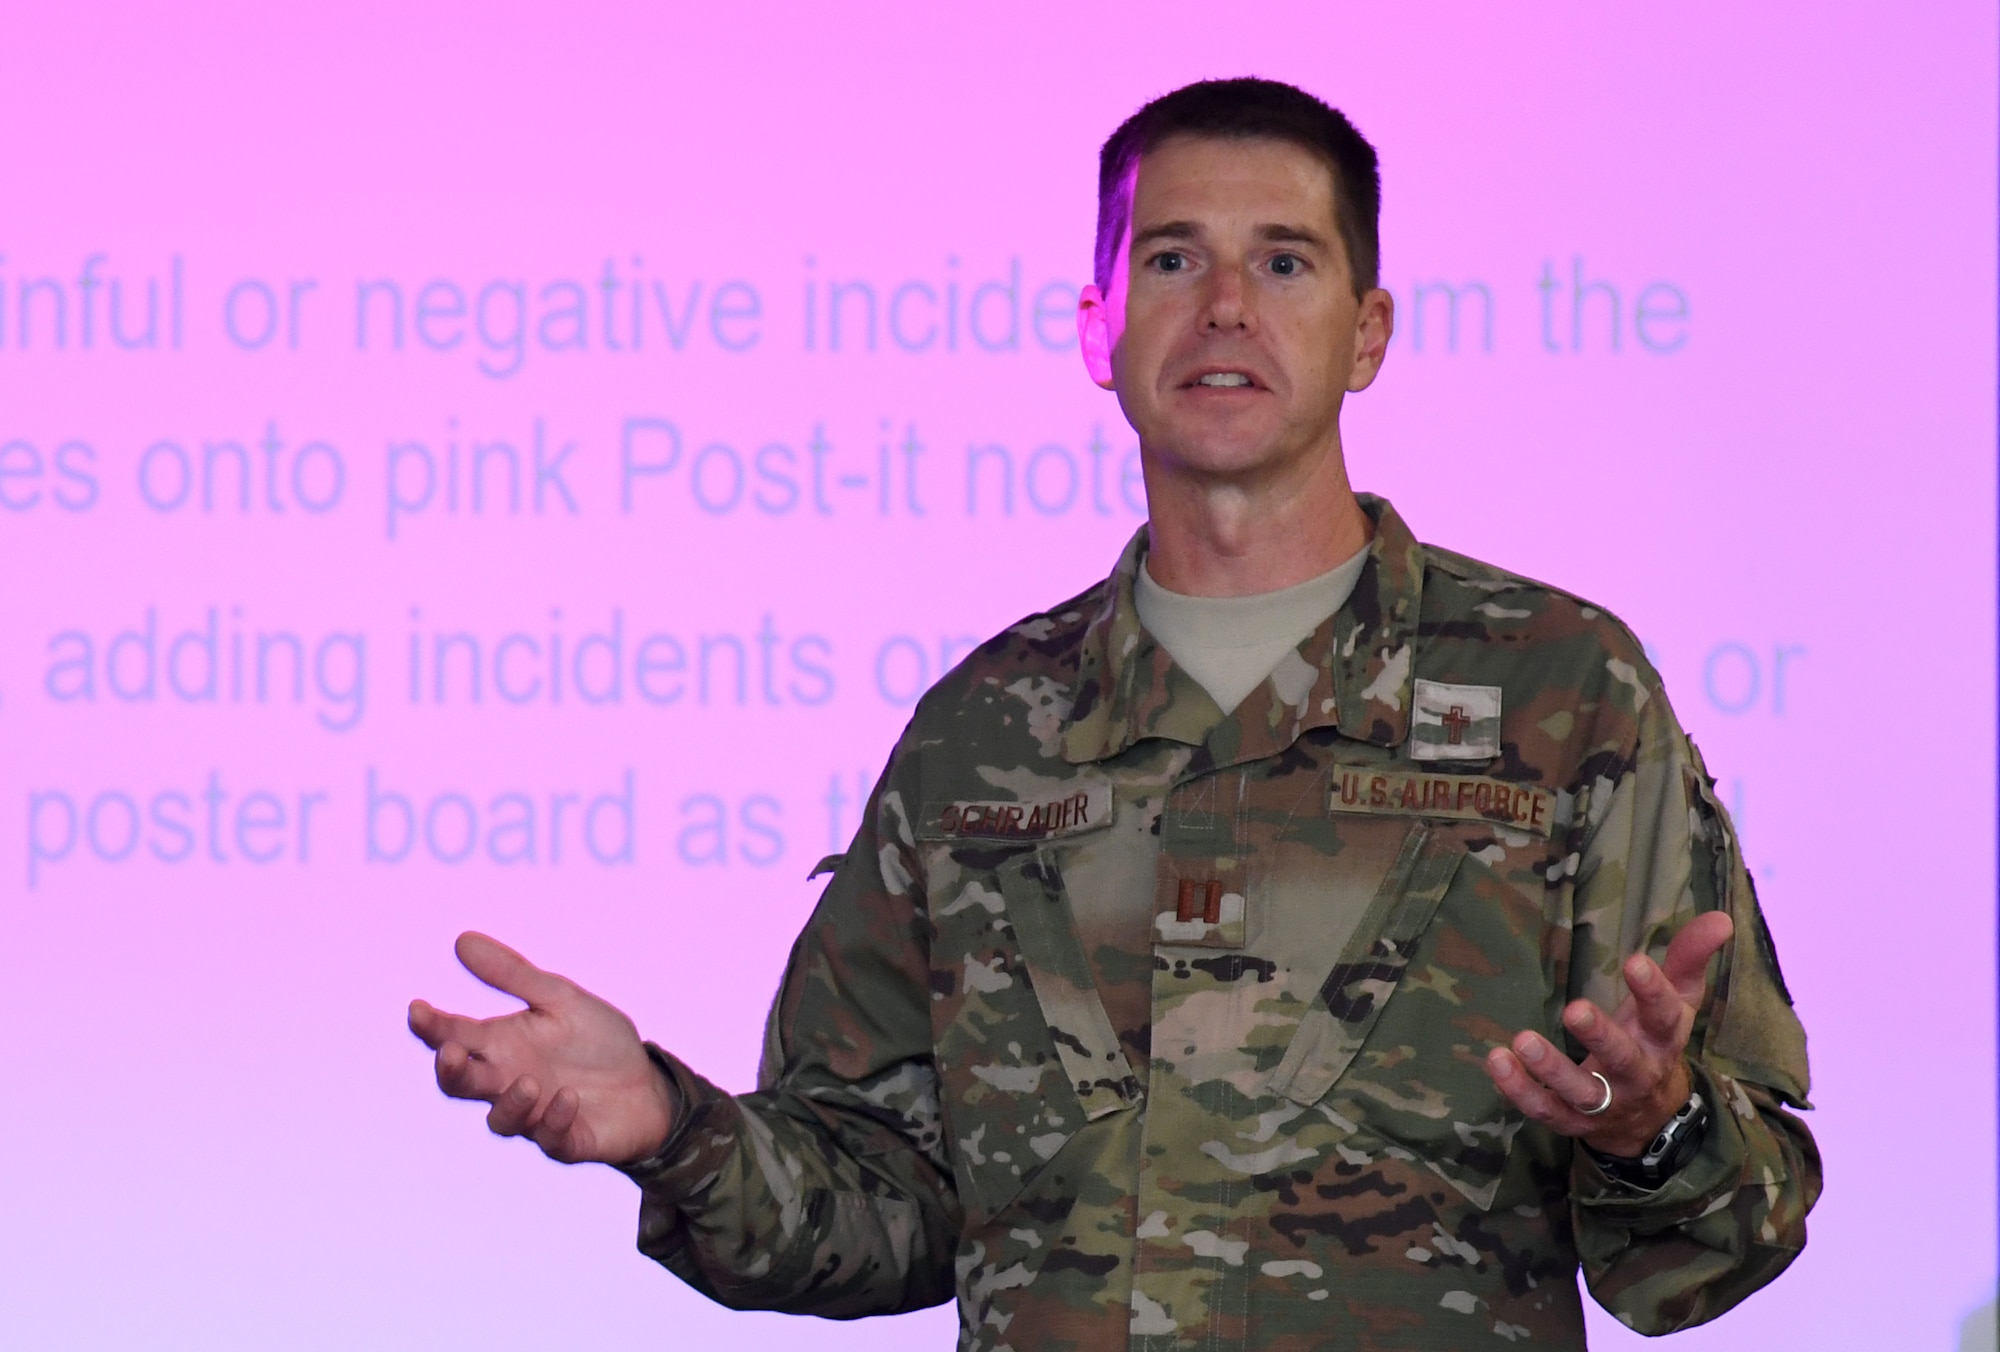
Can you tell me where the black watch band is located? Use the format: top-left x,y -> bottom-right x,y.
1584,1089 -> 1709,1189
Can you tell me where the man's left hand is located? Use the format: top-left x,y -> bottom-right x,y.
1485,911 -> 1733,1158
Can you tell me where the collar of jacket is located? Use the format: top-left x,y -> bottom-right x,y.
1058,493 -> 1424,768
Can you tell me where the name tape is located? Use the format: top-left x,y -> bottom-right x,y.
1330,768 -> 1556,836
923,782 -> 1113,841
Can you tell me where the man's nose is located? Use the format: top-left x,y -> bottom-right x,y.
1200,263 -> 1254,332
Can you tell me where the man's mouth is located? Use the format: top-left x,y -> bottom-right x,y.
1189,371 -> 1258,389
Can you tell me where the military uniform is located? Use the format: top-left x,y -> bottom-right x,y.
621,495 -> 1819,1349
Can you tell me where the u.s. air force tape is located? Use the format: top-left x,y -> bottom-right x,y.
921,781 -> 1113,841
1330,767 -> 1557,836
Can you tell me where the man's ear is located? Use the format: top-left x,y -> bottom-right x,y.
1345,287 -> 1396,393
1077,284 -> 1117,390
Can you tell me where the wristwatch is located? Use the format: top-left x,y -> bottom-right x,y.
1584,1089 -> 1710,1190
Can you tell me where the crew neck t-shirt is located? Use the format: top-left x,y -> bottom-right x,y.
1133,545 -> 1370,715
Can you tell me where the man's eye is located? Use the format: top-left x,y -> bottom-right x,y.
1270,254 -> 1301,276
1152,252 -> 1186,273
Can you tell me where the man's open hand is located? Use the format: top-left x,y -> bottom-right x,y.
408,932 -> 675,1166
1485,912 -> 1733,1158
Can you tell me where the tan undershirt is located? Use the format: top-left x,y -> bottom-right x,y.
1134,545 -> 1369,714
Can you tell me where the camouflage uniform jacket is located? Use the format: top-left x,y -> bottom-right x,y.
622,495 -> 1819,1349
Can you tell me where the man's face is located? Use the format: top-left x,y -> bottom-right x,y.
1078,135 -> 1393,482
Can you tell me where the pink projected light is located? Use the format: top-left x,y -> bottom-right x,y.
0,4 -> 1992,1349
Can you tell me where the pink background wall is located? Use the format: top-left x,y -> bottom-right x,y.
1,3 -> 1993,1347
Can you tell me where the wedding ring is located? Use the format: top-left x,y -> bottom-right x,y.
1579,1070 -> 1614,1117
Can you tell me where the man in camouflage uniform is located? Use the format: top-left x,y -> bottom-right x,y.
412,78 -> 1818,1349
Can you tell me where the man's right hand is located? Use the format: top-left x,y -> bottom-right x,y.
408,932 -> 676,1166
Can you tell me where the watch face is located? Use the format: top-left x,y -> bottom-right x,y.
1643,1094 -> 1709,1176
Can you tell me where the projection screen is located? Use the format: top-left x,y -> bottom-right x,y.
1,4 -> 1993,1348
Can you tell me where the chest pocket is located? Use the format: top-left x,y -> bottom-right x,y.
924,843 -> 1139,1224
1263,822 -> 1536,1210
1265,821 -> 1463,1104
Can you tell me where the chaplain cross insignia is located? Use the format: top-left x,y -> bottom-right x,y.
1440,704 -> 1473,745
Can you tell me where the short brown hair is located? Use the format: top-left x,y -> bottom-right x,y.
1094,78 -> 1382,299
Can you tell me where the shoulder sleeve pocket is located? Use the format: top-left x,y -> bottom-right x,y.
1685,760 -> 1812,1107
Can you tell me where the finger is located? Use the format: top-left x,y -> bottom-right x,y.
1485,1047 -> 1591,1135
1660,911 -> 1734,1002
1623,954 -> 1694,1046
408,999 -> 484,1052
532,1086 -> 585,1163
455,932 -> 568,1008
1509,1031 -> 1614,1112
1562,1000 -> 1649,1080
435,1040 -> 510,1101
485,1074 -> 544,1137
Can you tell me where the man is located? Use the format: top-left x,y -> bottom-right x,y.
409,78 -> 1818,1348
